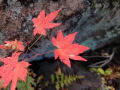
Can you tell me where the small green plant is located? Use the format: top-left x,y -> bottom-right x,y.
91,67 -> 113,90
91,67 -> 111,76
17,71 -> 36,90
52,73 -> 84,90
37,67 -> 84,90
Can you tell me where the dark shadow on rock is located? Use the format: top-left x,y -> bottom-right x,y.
30,57 -> 101,90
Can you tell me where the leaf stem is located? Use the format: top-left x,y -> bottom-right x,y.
28,35 -> 42,49
23,50 -> 54,61
22,35 -> 42,60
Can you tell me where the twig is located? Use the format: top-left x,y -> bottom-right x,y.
21,35 -> 42,60
89,51 -> 115,68
23,50 -> 54,61
84,56 -> 110,58
28,35 -> 42,49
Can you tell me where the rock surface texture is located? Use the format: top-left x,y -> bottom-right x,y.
1,0 -> 119,89
0,0 -> 120,60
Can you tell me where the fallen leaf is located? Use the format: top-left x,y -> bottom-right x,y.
4,39 -> 24,51
52,30 -> 89,67
0,39 -> 24,51
32,9 -> 61,36
0,45 -> 10,50
0,52 -> 30,90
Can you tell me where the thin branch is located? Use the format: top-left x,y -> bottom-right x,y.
88,51 -> 115,68
21,35 -> 42,60
23,50 -> 54,61
29,35 -> 42,49
84,56 -> 110,58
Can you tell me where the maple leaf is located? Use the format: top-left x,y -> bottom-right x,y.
0,39 -> 24,51
0,45 -> 9,50
52,30 -> 90,68
0,52 -> 30,90
32,9 -> 61,36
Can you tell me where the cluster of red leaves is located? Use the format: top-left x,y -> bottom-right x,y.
0,39 -> 28,90
0,9 -> 90,90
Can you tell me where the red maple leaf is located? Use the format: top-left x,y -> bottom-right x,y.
52,30 -> 90,67
0,39 -> 24,51
0,52 -> 30,90
32,9 -> 61,36
0,45 -> 8,50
